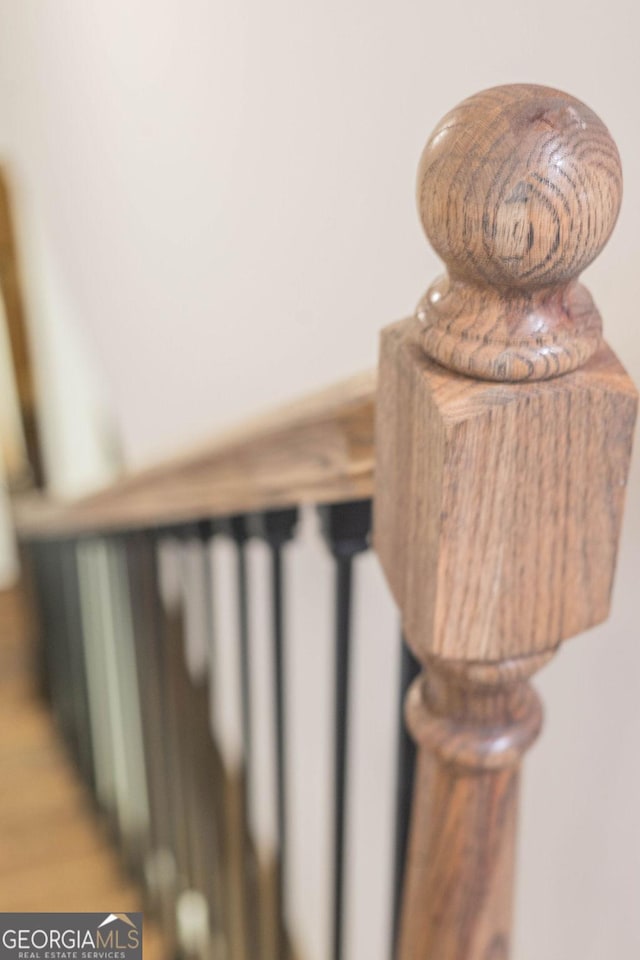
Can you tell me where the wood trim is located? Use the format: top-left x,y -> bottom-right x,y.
0,167 -> 45,489
13,371 -> 376,538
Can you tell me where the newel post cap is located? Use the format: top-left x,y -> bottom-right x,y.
416,84 -> 622,381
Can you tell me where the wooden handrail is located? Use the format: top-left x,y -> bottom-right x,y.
13,370 -> 375,537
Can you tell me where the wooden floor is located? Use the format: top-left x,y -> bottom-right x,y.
0,586 -> 167,958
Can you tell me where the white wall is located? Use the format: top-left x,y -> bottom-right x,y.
0,2 -> 638,958
0,168 -> 121,584
0,167 -> 122,499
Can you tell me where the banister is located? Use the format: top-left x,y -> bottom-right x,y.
12,370 -> 375,537
10,81 -> 639,960
375,84 -> 637,959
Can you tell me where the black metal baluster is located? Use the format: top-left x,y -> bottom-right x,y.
190,519 -> 229,955
60,538 -> 95,793
61,538 -> 90,773
40,539 -> 76,751
320,500 -> 372,960
156,526 -> 194,900
111,532 -> 150,877
250,508 -> 298,960
390,640 -> 421,958
229,517 -> 252,778
98,537 -> 127,856
25,541 -> 57,710
227,514 -> 262,960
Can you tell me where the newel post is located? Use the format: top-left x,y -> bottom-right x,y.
374,84 -> 638,960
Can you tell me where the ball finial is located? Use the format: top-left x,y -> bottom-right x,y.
416,84 -> 622,381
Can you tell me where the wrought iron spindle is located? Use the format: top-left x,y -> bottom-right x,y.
390,641 -> 420,958
59,539 -> 95,792
319,500 -> 372,960
249,508 -> 298,960
227,514 -> 262,960
191,519 -> 229,959
40,540 -> 77,752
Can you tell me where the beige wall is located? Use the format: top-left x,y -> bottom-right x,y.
0,1 -> 638,957
0,168 -> 121,584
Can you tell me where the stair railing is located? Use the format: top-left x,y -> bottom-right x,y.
13,83 -> 637,960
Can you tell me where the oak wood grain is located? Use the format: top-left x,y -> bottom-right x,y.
376,316 -> 637,662
398,655 -> 550,960
416,85 -> 622,381
12,371 -> 375,537
375,84 -> 638,960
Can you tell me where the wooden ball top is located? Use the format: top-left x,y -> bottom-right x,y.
415,85 -> 622,381
418,84 -> 622,290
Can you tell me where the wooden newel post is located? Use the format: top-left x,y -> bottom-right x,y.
374,84 -> 638,959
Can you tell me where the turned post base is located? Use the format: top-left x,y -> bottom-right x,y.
397,655 -> 552,960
